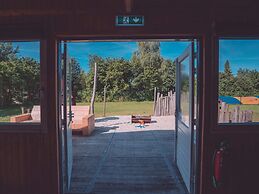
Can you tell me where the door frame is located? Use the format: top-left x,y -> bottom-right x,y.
55,35 -> 204,194
198,25 -> 259,194
57,40 -> 74,193
175,41 -> 200,194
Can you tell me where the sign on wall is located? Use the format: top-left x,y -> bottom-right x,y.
116,16 -> 144,26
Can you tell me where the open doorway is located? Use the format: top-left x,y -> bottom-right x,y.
58,39 -> 200,194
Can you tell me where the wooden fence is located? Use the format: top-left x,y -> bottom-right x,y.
218,102 -> 253,123
153,90 -> 175,116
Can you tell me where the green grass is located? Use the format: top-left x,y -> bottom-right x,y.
78,101 -> 154,118
1,102 -> 258,122
229,104 -> 259,122
0,105 -> 22,122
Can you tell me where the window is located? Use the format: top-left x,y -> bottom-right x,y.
218,39 -> 259,124
0,41 -> 41,124
180,55 -> 190,126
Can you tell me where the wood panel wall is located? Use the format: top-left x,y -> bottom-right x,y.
0,1 -> 259,194
0,36 -> 59,194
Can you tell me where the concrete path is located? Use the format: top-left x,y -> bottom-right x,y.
69,116 -> 187,194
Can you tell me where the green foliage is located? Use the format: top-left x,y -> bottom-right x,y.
105,58 -> 132,101
0,42 -> 19,61
0,43 -> 40,108
219,60 -> 235,96
131,42 -> 163,100
219,60 -> 259,97
1,42 -> 258,109
81,42 -> 177,102
70,58 -> 87,103
160,60 -> 176,93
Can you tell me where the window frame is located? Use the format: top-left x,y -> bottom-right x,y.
0,37 -> 48,133
178,47 -> 192,128
213,36 -> 259,132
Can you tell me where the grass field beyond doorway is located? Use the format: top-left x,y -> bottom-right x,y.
78,101 -> 154,118
1,102 -> 258,121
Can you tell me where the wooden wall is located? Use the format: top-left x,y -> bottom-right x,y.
0,37 -> 59,194
0,1 -> 259,194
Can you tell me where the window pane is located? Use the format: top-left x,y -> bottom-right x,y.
180,56 -> 190,126
0,41 -> 41,123
218,39 -> 259,124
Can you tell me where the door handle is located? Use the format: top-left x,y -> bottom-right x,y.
67,112 -> 74,118
212,140 -> 229,189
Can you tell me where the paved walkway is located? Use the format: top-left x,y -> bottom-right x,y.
69,116 -> 187,194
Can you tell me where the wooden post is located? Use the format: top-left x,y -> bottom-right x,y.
172,92 -> 176,115
248,111 -> 253,122
221,102 -> 228,123
233,106 -> 240,123
90,62 -> 97,114
160,94 -> 163,116
153,87 -> 157,116
158,93 -> 160,116
103,85 -> 107,117
219,101 -> 225,122
21,107 -> 25,114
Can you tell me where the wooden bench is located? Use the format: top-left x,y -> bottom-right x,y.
10,106 -> 41,122
10,105 -> 95,136
70,106 -> 95,136
131,115 -> 151,124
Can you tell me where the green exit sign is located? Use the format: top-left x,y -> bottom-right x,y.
116,16 -> 144,26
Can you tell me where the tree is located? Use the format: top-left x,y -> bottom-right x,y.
105,58 -> 132,101
219,60 -> 235,96
70,58 -> 83,104
0,60 -> 17,106
0,43 -> 20,107
0,43 -> 40,107
233,68 -> 259,96
81,42 -> 177,102
131,42 -> 163,100
0,42 -> 19,62
15,57 -> 40,104
160,59 -> 176,93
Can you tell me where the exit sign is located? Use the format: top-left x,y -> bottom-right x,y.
116,16 -> 144,26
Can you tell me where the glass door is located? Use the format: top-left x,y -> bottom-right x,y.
58,41 -> 73,192
175,42 -> 197,193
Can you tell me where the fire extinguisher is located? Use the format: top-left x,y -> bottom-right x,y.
212,140 -> 229,189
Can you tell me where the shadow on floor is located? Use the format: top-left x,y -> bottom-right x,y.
69,126 -> 187,194
95,116 -> 120,123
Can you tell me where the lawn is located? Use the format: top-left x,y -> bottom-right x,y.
0,101 -> 154,122
0,105 -> 22,122
229,104 -> 259,122
78,101 -> 154,118
1,102 -> 258,122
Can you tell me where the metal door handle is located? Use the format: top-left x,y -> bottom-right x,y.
67,112 -> 74,118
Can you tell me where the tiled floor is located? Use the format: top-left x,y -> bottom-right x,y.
68,116 -> 187,194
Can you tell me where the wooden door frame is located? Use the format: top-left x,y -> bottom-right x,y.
200,23 -> 259,194
55,35 -> 204,194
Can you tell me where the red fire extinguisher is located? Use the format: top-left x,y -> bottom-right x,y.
212,141 -> 229,189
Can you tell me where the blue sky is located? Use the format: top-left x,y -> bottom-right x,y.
219,39 -> 259,74
66,41 -> 190,72
13,41 -> 40,61
11,40 -> 259,74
